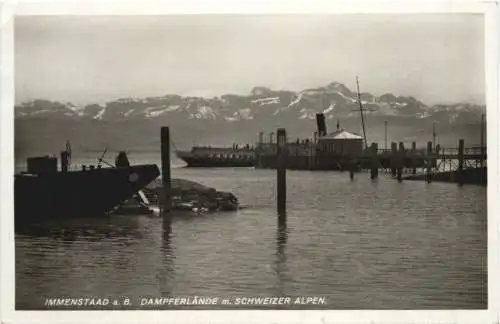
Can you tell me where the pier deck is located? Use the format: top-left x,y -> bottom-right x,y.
255,140 -> 486,174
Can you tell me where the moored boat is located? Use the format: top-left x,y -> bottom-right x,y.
15,146 -> 160,224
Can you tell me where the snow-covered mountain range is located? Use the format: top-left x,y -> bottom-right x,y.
15,81 -> 484,125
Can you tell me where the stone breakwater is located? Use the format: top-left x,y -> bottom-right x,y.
143,178 -> 240,211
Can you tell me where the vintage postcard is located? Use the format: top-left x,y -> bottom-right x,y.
1,0 -> 498,323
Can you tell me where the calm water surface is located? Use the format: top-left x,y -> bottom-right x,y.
15,162 -> 487,309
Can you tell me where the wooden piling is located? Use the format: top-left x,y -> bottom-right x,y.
370,143 -> 378,179
308,139 -> 314,170
426,141 -> 432,183
60,151 -> 69,172
161,127 -> 172,233
257,132 -> 264,168
458,139 -> 464,185
397,142 -> 404,181
391,142 -> 397,177
411,142 -> 417,174
277,128 -> 287,216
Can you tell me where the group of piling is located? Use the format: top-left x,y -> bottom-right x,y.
160,125 -> 482,232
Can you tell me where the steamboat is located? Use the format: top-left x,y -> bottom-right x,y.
176,144 -> 256,167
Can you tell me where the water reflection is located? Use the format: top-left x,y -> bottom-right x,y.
161,211 -> 172,238
274,211 -> 288,297
159,215 -> 175,296
16,215 -> 145,243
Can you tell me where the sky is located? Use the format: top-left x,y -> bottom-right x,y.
14,14 -> 485,106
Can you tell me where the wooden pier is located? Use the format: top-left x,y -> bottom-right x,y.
256,140 -> 487,169
256,132 -> 486,184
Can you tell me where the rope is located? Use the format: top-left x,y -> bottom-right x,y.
170,138 -> 178,151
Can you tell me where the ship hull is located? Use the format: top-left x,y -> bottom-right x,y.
179,156 -> 255,168
15,164 -> 160,224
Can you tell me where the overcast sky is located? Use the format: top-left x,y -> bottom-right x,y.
15,14 -> 485,105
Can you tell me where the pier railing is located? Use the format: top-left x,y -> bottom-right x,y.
439,146 -> 485,155
257,143 -> 486,159
375,148 -> 428,156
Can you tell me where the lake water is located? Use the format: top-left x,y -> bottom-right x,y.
15,160 -> 487,310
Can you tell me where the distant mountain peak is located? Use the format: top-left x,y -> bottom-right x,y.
250,86 -> 273,97
325,82 -> 353,96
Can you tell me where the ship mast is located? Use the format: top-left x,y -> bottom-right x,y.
432,122 -> 436,150
356,76 -> 368,149
384,120 -> 388,150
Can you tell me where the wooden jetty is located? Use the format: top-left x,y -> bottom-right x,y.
256,138 -> 485,171
257,114 -> 486,185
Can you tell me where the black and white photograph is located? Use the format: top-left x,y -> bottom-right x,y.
2,1 -> 498,323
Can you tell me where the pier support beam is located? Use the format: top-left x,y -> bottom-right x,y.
426,141 -> 432,183
370,143 -> 378,179
161,127 -> 172,234
257,132 -> 264,168
411,142 -> 417,175
349,160 -> 355,181
277,128 -> 287,220
458,139 -> 464,185
390,142 -> 397,177
308,139 -> 314,170
397,142 -> 405,181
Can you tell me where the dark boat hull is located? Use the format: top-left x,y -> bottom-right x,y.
179,156 -> 255,168
15,164 -> 160,224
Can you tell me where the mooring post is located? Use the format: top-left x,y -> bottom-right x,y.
349,159 -> 355,181
311,134 -> 317,169
257,131 -> 264,168
426,141 -> 432,183
411,142 -> 417,174
370,142 -> 378,179
277,128 -> 287,218
60,151 -> 69,172
458,139 -> 464,185
397,142 -> 405,181
391,142 -> 397,177
307,140 -> 312,170
161,127 -> 172,233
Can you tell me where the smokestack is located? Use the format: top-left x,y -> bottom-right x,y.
316,113 -> 327,137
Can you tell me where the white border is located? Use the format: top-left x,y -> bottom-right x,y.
1,1 -> 498,324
